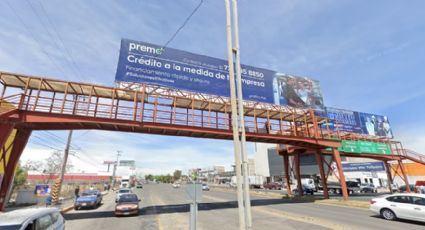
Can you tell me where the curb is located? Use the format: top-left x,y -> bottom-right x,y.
314,199 -> 370,209
60,205 -> 74,214
211,187 -> 285,199
211,187 -> 370,209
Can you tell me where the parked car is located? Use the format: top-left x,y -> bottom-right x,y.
360,183 -> 377,193
0,207 -> 65,230
202,184 -> 210,191
115,193 -> 141,216
136,183 -> 143,189
115,188 -> 132,202
397,184 -> 415,193
74,189 -> 102,210
370,193 -> 425,222
263,182 -> 283,190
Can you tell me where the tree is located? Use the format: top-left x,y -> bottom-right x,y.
145,174 -> 154,181
44,151 -> 73,183
22,160 -> 44,172
173,170 -> 182,181
13,162 -> 27,190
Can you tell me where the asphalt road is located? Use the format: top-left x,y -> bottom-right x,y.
63,184 -> 425,230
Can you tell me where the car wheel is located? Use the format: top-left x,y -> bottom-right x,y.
381,208 -> 397,221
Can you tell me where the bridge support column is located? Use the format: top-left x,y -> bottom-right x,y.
0,128 -> 32,211
283,154 -> 292,196
398,160 -> 410,193
333,148 -> 348,200
384,161 -> 394,193
0,123 -> 14,148
294,153 -> 303,196
315,151 -> 329,199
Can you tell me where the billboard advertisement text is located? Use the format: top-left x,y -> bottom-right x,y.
343,162 -> 385,172
115,39 -> 324,109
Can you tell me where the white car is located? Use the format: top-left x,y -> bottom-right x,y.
202,184 -> 210,191
115,188 -> 132,202
0,207 -> 65,230
172,183 -> 181,188
370,193 -> 425,222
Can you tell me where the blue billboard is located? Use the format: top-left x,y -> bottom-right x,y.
342,162 -> 385,172
318,107 -> 393,138
115,39 -> 324,109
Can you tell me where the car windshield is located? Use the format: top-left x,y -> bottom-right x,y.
118,194 -> 138,202
81,190 -> 98,196
119,189 -> 130,193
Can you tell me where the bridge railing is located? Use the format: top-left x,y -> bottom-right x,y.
0,91 -> 349,142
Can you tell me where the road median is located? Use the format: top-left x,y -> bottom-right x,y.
211,186 -> 370,209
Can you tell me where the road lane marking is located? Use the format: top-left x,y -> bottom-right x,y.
203,194 -> 356,230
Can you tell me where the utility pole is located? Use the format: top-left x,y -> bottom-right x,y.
225,0 -> 246,229
112,150 -> 121,188
232,0 -> 252,227
56,130 -> 73,203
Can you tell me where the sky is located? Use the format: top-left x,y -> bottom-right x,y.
1,0 -> 424,175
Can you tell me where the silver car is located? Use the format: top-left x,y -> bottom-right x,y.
0,207 -> 65,230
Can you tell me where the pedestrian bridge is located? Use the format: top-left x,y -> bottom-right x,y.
0,71 -> 423,209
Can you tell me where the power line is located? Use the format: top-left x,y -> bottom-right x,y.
29,139 -> 62,151
161,0 -> 204,50
38,131 -> 81,150
25,0 -> 79,81
5,0 -> 68,78
37,1 -> 88,82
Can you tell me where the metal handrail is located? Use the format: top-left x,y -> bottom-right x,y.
0,93 -> 343,141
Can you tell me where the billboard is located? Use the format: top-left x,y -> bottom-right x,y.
342,162 -> 385,172
358,112 -> 393,138
34,184 -> 50,197
115,39 -> 324,109
119,160 -> 135,167
319,107 -> 393,138
273,74 -> 324,109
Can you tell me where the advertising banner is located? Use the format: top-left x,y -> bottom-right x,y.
318,107 -> 393,138
115,39 -> 324,109
321,107 -> 362,133
34,184 -> 50,197
358,112 -> 393,138
338,140 -> 392,155
343,162 -> 386,172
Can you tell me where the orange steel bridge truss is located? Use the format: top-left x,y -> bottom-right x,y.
0,71 -> 424,209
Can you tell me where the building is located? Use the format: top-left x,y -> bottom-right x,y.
199,166 -> 225,182
254,143 -> 390,187
391,162 -> 425,186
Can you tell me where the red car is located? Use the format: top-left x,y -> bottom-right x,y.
263,182 -> 283,190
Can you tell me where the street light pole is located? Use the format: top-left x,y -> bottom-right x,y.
231,0 -> 252,227
112,150 -> 121,189
225,0 -> 246,229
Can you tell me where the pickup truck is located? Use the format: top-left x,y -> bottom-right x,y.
322,181 -> 361,195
